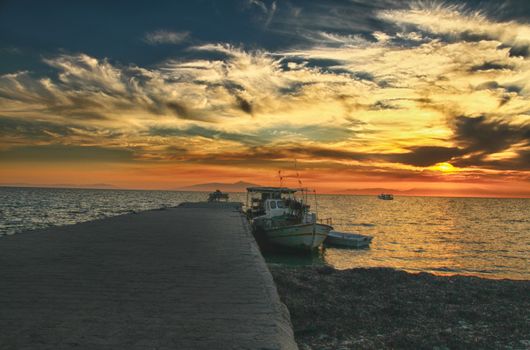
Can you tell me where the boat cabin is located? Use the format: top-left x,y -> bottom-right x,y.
246,187 -> 304,219
262,199 -> 288,218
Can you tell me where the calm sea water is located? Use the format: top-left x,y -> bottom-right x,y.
1,187 -> 529,280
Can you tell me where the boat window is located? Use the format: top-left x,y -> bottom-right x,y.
270,201 -> 277,209
276,201 -> 285,208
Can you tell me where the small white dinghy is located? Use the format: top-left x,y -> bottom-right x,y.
325,230 -> 373,248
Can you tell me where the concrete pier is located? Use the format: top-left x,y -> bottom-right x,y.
0,202 -> 298,350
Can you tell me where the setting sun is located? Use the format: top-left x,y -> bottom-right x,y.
431,162 -> 458,173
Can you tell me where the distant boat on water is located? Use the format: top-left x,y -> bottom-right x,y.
207,190 -> 229,202
246,187 -> 333,251
378,193 -> 394,200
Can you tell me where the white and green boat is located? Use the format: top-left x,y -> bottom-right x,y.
246,187 -> 333,251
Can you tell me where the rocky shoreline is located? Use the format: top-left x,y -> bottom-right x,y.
269,266 -> 530,350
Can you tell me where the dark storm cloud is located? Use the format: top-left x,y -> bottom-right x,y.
475,81 -> 523,94
453,115 -> 530,154
475,81 -> 501,90
469,62 -> 514,72
497,43 -> 530,58
384,146 -> 466,167
448,115 -> 530,170
235,95 -> 253,115
452,151 -> 530,171
351,71 -> 376,82
507,45 -> 530,58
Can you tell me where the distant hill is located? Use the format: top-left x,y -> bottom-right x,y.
177,181 -> 261,192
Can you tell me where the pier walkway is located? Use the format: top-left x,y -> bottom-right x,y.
0,202 -> 297,350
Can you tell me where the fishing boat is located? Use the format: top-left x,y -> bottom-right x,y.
378,193 -> 394,200
325,230 -> 373,248
246,187 -> 333,251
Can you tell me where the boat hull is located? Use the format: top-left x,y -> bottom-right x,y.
325,231 -> 373,248
263,223 -> 333,251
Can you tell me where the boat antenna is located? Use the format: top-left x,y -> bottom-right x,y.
294,159 -> 303,188
293,159 -> 306,204
278,170 -> 284,187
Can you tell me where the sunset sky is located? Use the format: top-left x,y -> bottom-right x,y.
1,0 -> 530,197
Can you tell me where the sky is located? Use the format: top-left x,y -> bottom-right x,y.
1,0 -> 530,197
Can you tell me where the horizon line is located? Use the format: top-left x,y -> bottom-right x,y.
1,184 -> 529,200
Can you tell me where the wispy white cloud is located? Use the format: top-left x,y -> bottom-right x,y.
143,30 -> 190,45
246,0 -> 277,28
264,1 -> 277,27
248,0 -> 268,13
378,3 -> 530,55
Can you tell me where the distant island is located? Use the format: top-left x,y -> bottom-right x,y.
177,181 -> 261,192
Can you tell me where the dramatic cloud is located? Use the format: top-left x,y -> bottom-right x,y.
378,3 -> 530,56
1,1 -> 530,192
451,115 -> 530,170
454,116 -> 529,153
386,146 -> 466,167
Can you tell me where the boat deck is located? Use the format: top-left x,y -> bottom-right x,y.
0,202 -> 297,350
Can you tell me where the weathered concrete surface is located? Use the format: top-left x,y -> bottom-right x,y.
0,202 -> 297,350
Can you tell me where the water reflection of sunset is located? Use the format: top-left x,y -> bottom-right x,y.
311,195 -> 530,280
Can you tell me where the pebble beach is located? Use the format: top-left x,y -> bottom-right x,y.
270,266 -> 530,349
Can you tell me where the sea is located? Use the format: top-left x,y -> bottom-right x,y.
1,187 -> 529,280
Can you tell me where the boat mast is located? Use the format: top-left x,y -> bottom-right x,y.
313,189 -> 318,221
